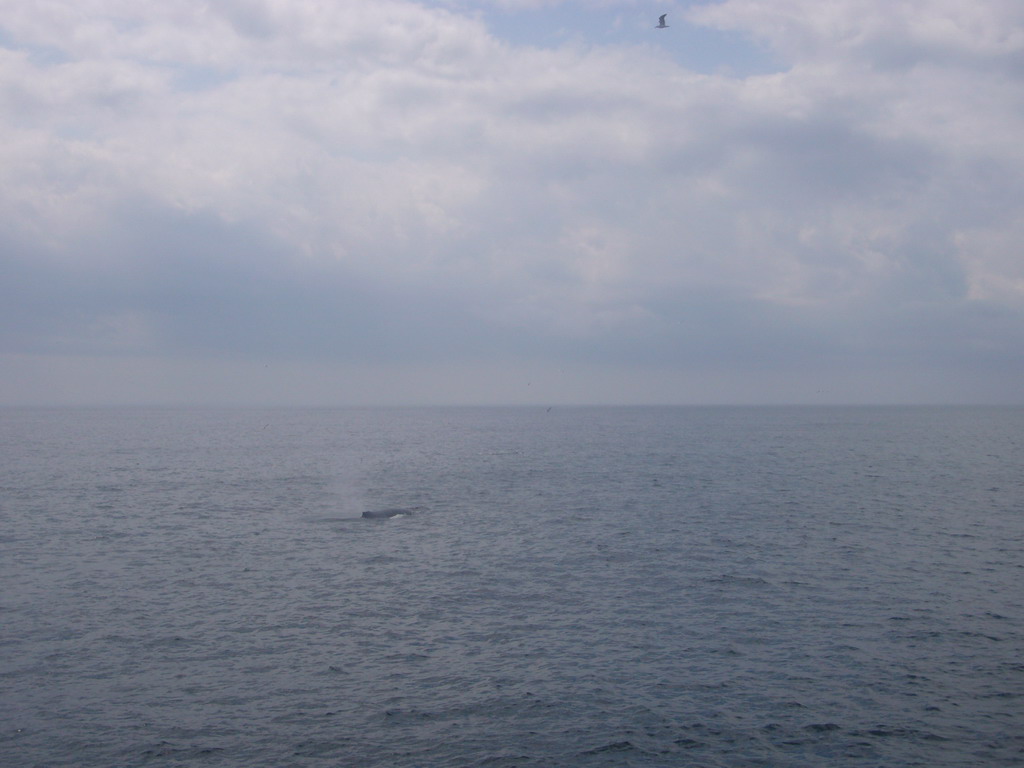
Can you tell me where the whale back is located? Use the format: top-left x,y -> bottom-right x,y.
361,508 -> 415,519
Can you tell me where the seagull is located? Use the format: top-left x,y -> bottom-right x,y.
656,13 -> 669,28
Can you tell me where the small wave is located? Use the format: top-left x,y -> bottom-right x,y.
804,722 -> 842,732
582,740 -> 635,754
139,742 -> 225,760
852,726 -> 948,742
706,574 -> 773,587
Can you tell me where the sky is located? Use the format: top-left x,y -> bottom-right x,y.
1,0 -> 1022,406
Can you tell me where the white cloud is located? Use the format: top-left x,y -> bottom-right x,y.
1,0 -> 1022,403
690,0 -> 1024,64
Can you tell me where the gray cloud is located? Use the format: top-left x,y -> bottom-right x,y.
1,0 -> 1022,404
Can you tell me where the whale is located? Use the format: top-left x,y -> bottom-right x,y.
361,508 -> 417,519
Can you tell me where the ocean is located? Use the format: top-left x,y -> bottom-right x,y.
1,406 -> 1021,767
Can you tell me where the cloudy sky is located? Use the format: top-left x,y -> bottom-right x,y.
2,0 -> 1022,405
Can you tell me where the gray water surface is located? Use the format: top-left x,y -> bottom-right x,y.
2,406 -> 1022,766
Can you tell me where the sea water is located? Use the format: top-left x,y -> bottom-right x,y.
1,406 -> 1022,767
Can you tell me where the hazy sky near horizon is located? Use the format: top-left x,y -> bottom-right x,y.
2,0 -> 1022,405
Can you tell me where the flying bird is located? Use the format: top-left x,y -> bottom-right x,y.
656,14 -> 669,28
